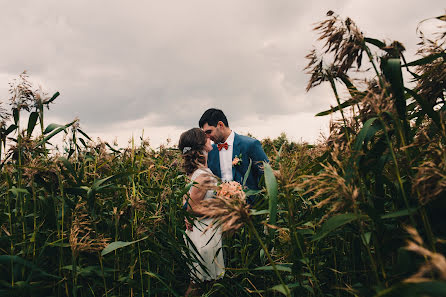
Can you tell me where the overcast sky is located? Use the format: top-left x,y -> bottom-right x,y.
1,1 -> 444,148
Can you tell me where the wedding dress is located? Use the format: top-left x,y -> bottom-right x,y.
185,167 -> 225,282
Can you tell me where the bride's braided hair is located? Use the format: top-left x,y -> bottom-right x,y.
178,128 -> 207,175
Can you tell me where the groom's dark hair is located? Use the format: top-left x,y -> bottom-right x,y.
199,108 -> 229,128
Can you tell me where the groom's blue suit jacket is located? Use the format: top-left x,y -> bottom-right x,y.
207,133 -> 269,204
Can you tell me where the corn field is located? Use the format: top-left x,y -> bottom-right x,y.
0,11 -> 445,297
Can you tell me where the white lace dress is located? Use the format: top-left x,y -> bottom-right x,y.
185,168 -> 225,282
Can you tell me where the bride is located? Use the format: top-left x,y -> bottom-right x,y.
178,128 -> 225,296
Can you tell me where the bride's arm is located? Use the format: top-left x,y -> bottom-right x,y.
184,175 -> 212,215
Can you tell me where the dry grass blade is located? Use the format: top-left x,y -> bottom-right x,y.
305,49 -> 327,91
197,181 -> 251,233
297,143 -> 358,222
412,141 -> 446,205
0,102 -> 10,123
326,117 -> 359,149
414,41 -> 446,106
358,80 -> 397,123
311,11 -> 366,75
70,199 -> 110,257
404,226 -> 446,283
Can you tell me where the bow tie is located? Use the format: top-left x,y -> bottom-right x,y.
217,142 -> 229,151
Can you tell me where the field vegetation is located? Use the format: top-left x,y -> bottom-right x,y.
0,11 -> 445,297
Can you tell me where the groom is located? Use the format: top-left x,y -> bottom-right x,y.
199,108 -> 269,205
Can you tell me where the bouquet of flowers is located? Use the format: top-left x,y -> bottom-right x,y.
198,181 -> 250,232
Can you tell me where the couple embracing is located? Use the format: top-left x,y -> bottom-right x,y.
178,108 -> 269,295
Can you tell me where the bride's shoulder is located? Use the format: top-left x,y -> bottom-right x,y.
190,168 -> 206,179
190,167 -> 214,181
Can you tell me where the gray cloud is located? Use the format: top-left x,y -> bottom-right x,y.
1,1 -> 445,145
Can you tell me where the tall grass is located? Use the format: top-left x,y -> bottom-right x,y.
0,11 -> 445,297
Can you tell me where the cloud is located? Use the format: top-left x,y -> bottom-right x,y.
0,0 -> 445,147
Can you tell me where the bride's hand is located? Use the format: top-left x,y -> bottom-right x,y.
185,218 -> 193,231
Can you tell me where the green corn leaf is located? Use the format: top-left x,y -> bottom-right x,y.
403,52 -> 445,67
181,230 -> 205,262
64,187 -> 88,196
381,110 -> 408,146
9,187 -> 30,196
62,265 -> 114,277
242,159 -> 252,187
270,284 -> 292,296
177,181 -> 195,200
105,142 -> 121,153
381,58 -> 407,130
38,120 -> 77,146
362,232 -> 372,246
250,209 -> 270,216
26,112 -> 39,137
86,171 -> 135,200
264,162 -> 278,227
43,123 -> 65,134
316,98 -> 359,116
365,37 -> 386,49
405,88 -> 442,130
346,117 -> 383,181
144,272 -> 180,297
77,128 -> 92,141
59,157 -> 79,183
91,171 -> 134,191
78,137 -> 87,148
312,213 -> 367,241
13,108 -> 19,125
5,124 -> 18,135
259,248 -> 266,262
353,117 -> 381,151
381,208 -> 418,219
46,91 -> 60,104
101,236 -> 148,256
245,189 -> 262,197
0,255 -> 60,280
338,73 -> 361,98
254,265 -> 292,273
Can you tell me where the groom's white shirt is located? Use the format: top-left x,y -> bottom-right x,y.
219,130 -> 234,182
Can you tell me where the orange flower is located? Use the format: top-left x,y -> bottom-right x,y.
217,181 -> 244,199
232,157 -> 241,166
